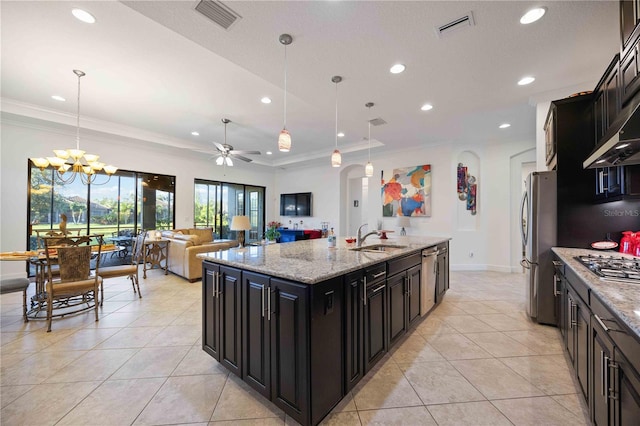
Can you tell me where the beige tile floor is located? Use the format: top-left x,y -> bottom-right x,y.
0,270 -> 589,425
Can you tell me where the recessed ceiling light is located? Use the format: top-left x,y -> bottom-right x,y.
51,95 -> 65,102
266,151 -> 273,155
520,7 -> 546,24
420,103 -> 433,111
518,76 -> 535,85
390,64 -> 406,74
72,8 -> 96,24
499,123 -> 511,129
191,131 -> 200,136
616,143 -> 630,149
337,132 -> 345,137
261,97 -> 272,104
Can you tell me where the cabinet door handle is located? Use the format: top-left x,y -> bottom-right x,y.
604,356 -> 610,399
363,276 -> 367,306
601,351 -> 606,397
372,284 -> 385,294
553,274 -> 560,296
599,170 -> 605,193
594,314 -> 609,332
609,361 -> 619,401
372,271 -> 386,279
267,287 -> 272,321
261,286 -> 265,318
214,272 -> 218,298
568,299 -> 573,329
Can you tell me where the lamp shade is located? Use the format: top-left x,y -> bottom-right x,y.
230,215 -> 251,231
331,149 -> 342,167
396,216 -> 410,228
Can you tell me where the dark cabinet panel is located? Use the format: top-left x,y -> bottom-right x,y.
242,271 -> 270,398
436,244 -> 449,303
576,303 -> 590,402
344,270 -> 364,393
219,266 -> 242,377
407,265 -> 421,328
615,348 -> 640,425
387,273 -> 407,347
364,281 -> 387,373
202,264 -> 219,360
621,36 -> 640,104
625,164 -> 640,196
595,167 -> 625,201
270,278 -> 309,424
592,318 -> 613,426
620,0 -> 639,50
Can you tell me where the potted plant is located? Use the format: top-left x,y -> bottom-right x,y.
265,221 -> 281,242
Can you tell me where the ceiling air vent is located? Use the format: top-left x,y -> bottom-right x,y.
435,11 -> 475,38
369,118 -> 387,126
195,0 -> 242,30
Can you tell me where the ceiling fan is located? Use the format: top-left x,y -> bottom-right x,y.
213,118 -> 261,166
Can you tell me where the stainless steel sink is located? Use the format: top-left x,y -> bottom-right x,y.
350,244 -> 407,252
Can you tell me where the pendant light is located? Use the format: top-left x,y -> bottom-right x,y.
278,34 -> 293,152
365,102 -> 374,177
30,69 -> 118,185
331,76 -> 342,167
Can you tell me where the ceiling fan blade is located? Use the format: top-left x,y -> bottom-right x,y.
230,154 -> 253,162
229,150 -> 261,155
213,142 -> 226,152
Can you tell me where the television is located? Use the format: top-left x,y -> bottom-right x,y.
280,192 -> 312,216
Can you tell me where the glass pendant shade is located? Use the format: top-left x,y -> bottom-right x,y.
278,129 -> 291,152
365,161 -> 374,177
331,149 -> 342,167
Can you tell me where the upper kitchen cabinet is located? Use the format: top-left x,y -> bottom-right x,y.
620,0 -> 640,55
594,56 -> 621,144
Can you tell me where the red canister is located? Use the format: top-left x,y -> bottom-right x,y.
620,231 -> 635,254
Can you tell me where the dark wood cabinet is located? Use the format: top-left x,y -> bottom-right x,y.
554,253 -> 640,426
621,35 -> 640,104
620,0 -> 640,54
387,272 -> 407,347
595,166 -> 625,201
625,164 -> 640,196
202,263 -> 242,377
344,270 -> 364,393
407,264 -> 421,328
202,264 -> 219,359
545,107 -> 557,167
436,243 -> 449,303
364,276 -> 387,374
242,271 -> 270,398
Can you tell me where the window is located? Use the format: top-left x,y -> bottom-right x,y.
194,179 -> 265,243
28,165 -> 175,250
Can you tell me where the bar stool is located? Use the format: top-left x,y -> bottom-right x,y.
0,277 -> 30,322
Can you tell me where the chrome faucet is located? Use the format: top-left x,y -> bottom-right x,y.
356,223 -> 380,247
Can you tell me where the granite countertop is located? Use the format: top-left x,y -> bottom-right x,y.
552,247 -> 640,339
198,236 -> 450,284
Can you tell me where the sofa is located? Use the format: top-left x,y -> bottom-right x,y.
161,228 -> 237,282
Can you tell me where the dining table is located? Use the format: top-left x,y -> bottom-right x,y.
0,245 -> 124,319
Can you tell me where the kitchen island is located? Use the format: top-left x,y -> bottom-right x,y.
198,236 -> 450,426
552,247 -> 640,425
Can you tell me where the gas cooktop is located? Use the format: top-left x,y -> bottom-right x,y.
575,254 -> 640,284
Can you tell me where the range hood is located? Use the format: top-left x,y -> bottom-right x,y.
584,97 -> 640,168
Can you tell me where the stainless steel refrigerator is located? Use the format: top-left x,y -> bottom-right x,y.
520,171 -> 557,325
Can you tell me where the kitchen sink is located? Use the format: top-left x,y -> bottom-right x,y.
350,244 -> 407,252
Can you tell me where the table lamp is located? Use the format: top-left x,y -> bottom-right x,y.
397,216 -> 410,236
230,216 -> 251,247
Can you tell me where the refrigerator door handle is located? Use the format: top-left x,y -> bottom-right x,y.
519,190 -> 528,246
520,258 -> 531,269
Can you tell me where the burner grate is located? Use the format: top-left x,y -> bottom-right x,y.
575,255 -> 640,284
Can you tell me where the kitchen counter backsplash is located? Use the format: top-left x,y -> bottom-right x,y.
552,247 -> 640,339
198,236 -> 450,284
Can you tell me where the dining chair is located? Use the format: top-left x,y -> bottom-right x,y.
98,230 -> 146,303
43,235 -> 102,332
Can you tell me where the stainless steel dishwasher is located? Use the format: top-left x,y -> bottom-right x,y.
421,248 -> 438,315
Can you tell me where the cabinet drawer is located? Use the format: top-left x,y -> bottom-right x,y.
591,294 -> 640,375
387,252 -> 420,276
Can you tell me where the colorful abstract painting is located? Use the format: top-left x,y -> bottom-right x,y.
381,165 -> 431,217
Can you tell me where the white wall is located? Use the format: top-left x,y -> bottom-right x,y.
0,118 -> 275,278
272,138 -> 536,272
1,115 -> 537,276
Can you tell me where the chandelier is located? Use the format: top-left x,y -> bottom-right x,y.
30,69 -> 118,185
